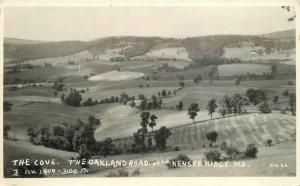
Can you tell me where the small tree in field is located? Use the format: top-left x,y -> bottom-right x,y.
218,108 -> 227,118
149,114 -> 157,132
130,100 -> 136,108
273,96 -> 279,104
244,144 -> 258,158
206,131 -> 219,147
282,89 -> 289,97
179,81 -> 185,88
161,89 -> 167,97
102,138 -> 115,157
4,125 -> 11,138
289,93 -> 296,115
3,101 -> 13,112
266,139 -> 273,146
207,99 -> 218,119
176,101 -> 183,111
78,144 -> 90,169
188,103 -> 200,122
205,150 -> 221,162
155,126 -> 172,152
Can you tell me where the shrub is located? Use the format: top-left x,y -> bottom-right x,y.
282,89 -> 289,97
220,141 -> 228,151
3,101 -> 13,112
63,90 -> 82,107
205,150 -> 221,162
206,131 -> 219,147
167,154 -> 192,169
174,146 -> 180,151
106,169 -> 129,177
266,139 -> 273,146
273,96 -> 279,104
259,102 -> 271,113
224,145 -> 241,160
131,168 -> 141,176
244,144 -> 258,158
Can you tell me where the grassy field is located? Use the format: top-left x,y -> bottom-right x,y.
4,102 -> 107,140
88,71 -> 144,81
145,47 -> 191,61
114,113 -> 295,151
88,141 -> 295,177
217,64 -> 271,76
4,139 -> 295,177
3,139 -> 78,178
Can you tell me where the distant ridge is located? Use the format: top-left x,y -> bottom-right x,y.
261,29 -> 295,40
4,37 -> 49,45
4,30 -> 296,61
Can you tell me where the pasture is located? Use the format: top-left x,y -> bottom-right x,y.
88,71 -> 144,81
217,64 -> 271,76
91,142 -> 295,177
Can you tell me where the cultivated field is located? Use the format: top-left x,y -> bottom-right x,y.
217,64 -> 271,76
88,71 -> 144,81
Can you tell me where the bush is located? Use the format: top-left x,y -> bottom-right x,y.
205,150 -> 221,162
224,145 -> 241,160
259,102 -> 271,113
131,168 -> 141,176
63,90 -> 82,107
106,169 -> 129,177
167,154 -> 192,169
220,141 -> 228,151
244,144 -> 258,158
3,101 -> 13,112
206,131 -> 219,147
266,139 -> 273,146
174,146 -> 180,151
282,89 -> 289,97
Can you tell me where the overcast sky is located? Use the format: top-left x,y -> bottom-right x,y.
4,7 -> 295,41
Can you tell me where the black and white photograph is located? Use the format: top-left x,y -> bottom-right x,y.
2,4 -> 297,178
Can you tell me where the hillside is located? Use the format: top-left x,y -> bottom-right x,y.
4,30 -> 295,62
4,40 -> 88,61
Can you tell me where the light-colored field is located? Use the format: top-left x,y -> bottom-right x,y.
217,64 -> 271,76
4,62 -> 114,83
95,48 -> 126,61
167,113 -> 295,149
88,71 -> 144,81
90,141 -> 295,177
94,105 -> 214,140
223,47 -> 295,61
4,139 -> 295,177
29,50 -> 94,65
146,47 -> 191,61
223,46 -> 264,60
